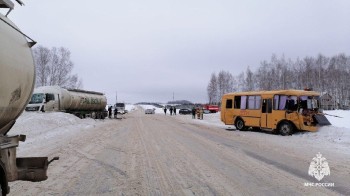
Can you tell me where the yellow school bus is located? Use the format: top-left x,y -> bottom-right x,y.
221,89 -> 331,135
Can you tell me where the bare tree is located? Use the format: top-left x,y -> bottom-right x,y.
207,73 -> 218,104
315,54 -> 329,92
33,45 -> 83,89
207,53 -> 350,109
33,46 -> 51,86
235,72 -> 245,92
256,60 -> 270,90
217,70 -> 234,99
245,66 -> 254,91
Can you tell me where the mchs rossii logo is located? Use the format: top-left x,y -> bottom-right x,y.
304,152 -> 334,187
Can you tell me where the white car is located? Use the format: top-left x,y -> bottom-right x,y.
145,108 -> 155,114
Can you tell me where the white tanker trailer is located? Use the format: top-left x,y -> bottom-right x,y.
0,1 -> 58,195
26,86 -> 108,119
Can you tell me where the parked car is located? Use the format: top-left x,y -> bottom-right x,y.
145,108 -> 155,114
179,108 -> 191,115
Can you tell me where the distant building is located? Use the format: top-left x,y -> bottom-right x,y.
320,93 -> 336,110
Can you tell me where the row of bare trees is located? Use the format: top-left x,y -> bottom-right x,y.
207,53 -> 350,108
33,45 -> 82,89
207,71 -> 235,104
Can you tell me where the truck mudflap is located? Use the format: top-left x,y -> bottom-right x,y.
16,157 -> 59,182
313,114 -> 331,126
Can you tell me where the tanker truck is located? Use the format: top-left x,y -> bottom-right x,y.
0,1 -> 58,195
26,86 -> 108,119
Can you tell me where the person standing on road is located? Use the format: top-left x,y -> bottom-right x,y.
108,106 -> 112,118
173,107 -> 176,115
114,107 -> 118,119
164,107 -> 167,115
192,107 -> 196,119
170,107 -> 173,115
200,108 -> 204,120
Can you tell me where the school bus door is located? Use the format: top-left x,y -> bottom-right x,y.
224,98 -> 234,125
261,99 -> 273,128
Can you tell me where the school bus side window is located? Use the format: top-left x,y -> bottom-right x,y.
274,95 -> 287,110
234,96 -> 241,109
240,96 -> 247,109
274,95 -> 279,110
226,99 -> 233,109
248,95 -> 261,110
274,95 -> 297,110
256,96 -> 261,109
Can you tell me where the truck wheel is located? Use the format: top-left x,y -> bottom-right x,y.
279,121 -> 294,136
0,175 -> 7,196
0,166 -> 8,196
0,186 -> 5,196
235,118 -> 246,131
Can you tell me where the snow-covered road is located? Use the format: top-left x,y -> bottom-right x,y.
7,107 -> 350,195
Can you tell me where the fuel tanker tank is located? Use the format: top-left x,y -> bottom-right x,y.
0,12 -> 35,135
0,2 -> 58,195
26,86 -> 108,118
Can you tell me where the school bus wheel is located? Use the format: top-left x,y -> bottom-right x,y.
278,121 -> 294,136
235,118 -> 246,131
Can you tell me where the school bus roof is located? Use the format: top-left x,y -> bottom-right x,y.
223,89 -> 320,97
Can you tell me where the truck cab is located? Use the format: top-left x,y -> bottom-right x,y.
115,103 -> 126,114
26,92 -> 57,112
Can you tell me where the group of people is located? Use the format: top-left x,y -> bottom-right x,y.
163,106 -> 177,115
192,107 -> 204,120
108,106 -> 118,119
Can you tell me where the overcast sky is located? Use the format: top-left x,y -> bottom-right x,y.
5,0 -> 350,104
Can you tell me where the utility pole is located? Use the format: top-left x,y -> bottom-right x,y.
116,91 -> 117,104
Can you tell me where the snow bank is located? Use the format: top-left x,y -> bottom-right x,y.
323,110 -> 350,129
10,111 -> 104,149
